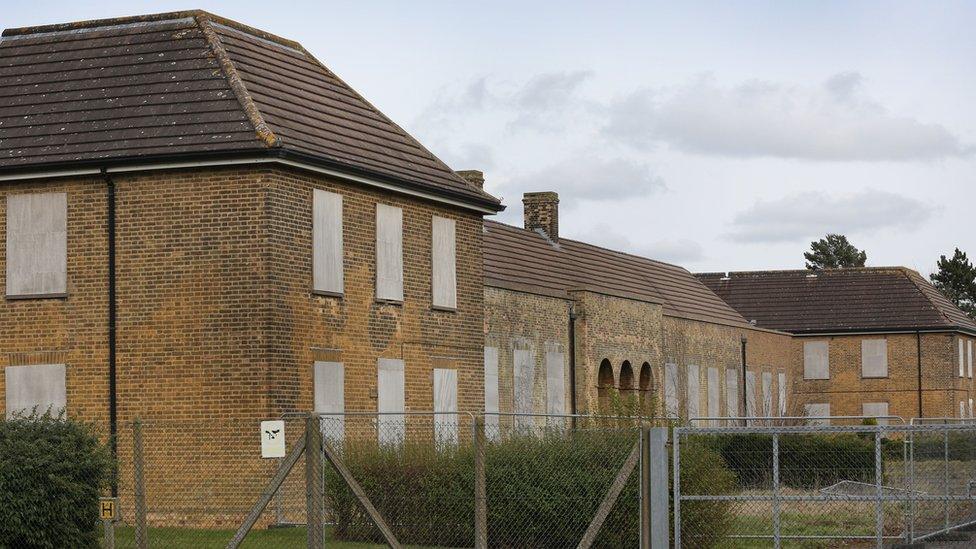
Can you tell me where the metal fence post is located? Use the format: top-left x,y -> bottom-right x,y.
648,427 -> 669,548
772,433 -> 781,549
640,427 -> 651,549
875,429 -> 883,549
909,430 -> 916,542
944,428 -> 950,532
306,414 -> 324,549
672,429 -> 681,549
133,419 -> 148,549
474,416 -> 487,549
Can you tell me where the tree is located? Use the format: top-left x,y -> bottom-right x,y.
930,248 -> 976,318
804,234 -> 867,270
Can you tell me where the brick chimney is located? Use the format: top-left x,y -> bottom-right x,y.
455,170 -> 484,189
523,191 -> 559,241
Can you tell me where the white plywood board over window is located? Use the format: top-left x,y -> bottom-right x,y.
377,358 -> 405,444
761,372 -> 773,417
312,190 -> 343,295
431,216 -> 457,309
778,372 -> 787,417
375,204 -> 403,301
686,365 -> 700,420
862,402 -> 889,426
5,364 -> 66,419
745,371 -> 757,418
664,363 -> 679,418
726,369 -> 739,417
433,368 -> 458,445
313,361 -> 344,440
514,349 -> 535,431
545,350 -> 566,416
706,367 -> 720,425
861,339 -> 888,378
6,193 -> 67,297
805,403 -> 831,426
803,341 -> 829,380
960,340 -> 966,377
484,347 -> 499,438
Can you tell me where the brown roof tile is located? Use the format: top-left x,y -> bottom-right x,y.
0,11 -> 500,210
484,220 -> 751,327
696,267 -> 976,334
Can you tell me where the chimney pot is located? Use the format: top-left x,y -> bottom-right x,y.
522,191 -> 559,241
455,170 -> 485,189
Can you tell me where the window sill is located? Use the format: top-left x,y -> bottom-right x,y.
860,375 -> 889,380
375,298 -> 403,306
431,305 -> 457,313
5,293 -> 68,301
311,289 -> 344,299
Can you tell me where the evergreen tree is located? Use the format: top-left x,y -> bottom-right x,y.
804,234 -> 867,270
930,248 -> 976,318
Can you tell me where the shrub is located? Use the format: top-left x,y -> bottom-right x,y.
0,412 -> 114,549
325,426 -> 735,548
709,433 -> 877,489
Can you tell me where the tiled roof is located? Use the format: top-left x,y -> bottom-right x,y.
0,11 -> 500,210
483,220 -> 751,327
696,267 -> 976,334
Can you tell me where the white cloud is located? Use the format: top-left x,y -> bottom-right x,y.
501,155 -> 665,203
604,73 -> 973,161
727,189 -> 935,243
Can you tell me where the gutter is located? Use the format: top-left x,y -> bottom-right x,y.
0,149 -> 505,214
100,168 -> 118,497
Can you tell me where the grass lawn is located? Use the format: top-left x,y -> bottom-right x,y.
104,525 -> 389,549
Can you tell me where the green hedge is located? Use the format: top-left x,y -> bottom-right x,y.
326,428 -> 735,548
708,433 -> 893,489
0,412 -> 114,549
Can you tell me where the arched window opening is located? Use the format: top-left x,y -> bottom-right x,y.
597,359 -> 614,414
639,362 -> 653,414
619,360 -> 635,393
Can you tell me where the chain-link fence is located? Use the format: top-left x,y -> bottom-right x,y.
673,421 -> 976,548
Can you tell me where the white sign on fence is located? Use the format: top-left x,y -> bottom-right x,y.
260,420 -> 286,458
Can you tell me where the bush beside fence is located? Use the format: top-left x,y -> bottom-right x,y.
0,412 -> 114,549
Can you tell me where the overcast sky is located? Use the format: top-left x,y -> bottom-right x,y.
5,1 -> 975,274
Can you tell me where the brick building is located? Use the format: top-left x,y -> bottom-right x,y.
0,11 -> 502,521
698,268 -> 976,422
483,191 -> 795,425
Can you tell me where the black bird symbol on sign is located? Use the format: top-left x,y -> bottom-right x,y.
265,429 -> 280,439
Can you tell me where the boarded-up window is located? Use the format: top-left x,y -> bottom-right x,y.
761,372 -> 773,417
664,363 -> 679,418
6,193 -> 67,297
706,367 -> 720,424
970,399 -> 974,419
805,403 -> 830,425
514,349 -> 534,430
484,347 -> 499,438
431,216 -> 456,309
433,368 -> 458,445
862,402 -> 889,426
969,341 -> 973,378
545,350 -> 566,416
961,400 -> 967,419
377,358 -> 405,444
726,369 -> 739,417
375,204 -> 403,301
803,341 -> 829,380
745,371 -> 757,418
5,364 -> 66,418
313,361 -> 344,440
312,190 -> 343,295
686,365 -> 700,420
861,339 -> 887,378
960,339 -> 966,377
777,372 -> 787,416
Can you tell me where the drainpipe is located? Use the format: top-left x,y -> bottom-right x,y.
740,336 -> 748,426
568,303 -> 577,427
101,168 -> 118,497
917,331 -> 923,418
